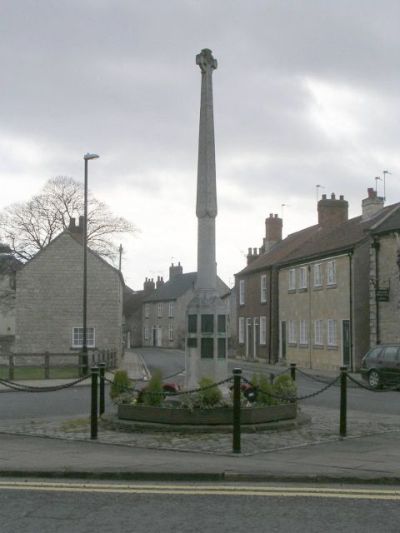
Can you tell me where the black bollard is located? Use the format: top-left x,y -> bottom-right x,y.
99,363 -> 106,416
290,363 -> 296,381
340,366 -> 347,437
232,368 -> 242,454
91,366 -> 99,440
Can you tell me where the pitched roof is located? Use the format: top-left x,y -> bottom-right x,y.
143,273 -> 230,302
19,230 -> 125,286
237,202 -> 400,275
144,273 -> 197,302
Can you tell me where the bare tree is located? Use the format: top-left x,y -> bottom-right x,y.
0,176 -> 137,262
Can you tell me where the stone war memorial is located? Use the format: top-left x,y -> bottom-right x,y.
185,48 -> 229,389
115,49 -> 297,432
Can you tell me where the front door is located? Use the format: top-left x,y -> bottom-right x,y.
281,321 -> 286,360
156,326 -> 162,347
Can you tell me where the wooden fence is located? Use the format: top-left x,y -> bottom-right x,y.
0,349 -> 117,380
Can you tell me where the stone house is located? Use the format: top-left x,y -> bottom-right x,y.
142,263 -> 230,349
15,218 -> 125,359
123,279 -> 155,348
0,245 -> 22,353
236,189 -> 400,371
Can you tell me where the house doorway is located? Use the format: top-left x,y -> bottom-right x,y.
281,321 -> 287,361
342,320 -> 351,368
156,326 -> 162,347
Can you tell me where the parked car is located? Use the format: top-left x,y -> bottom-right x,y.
360,345 -> 400,389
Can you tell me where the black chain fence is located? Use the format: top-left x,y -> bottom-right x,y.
0,375 -> 90,393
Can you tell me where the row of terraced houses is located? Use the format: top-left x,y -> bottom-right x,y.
235,188 -> 400,371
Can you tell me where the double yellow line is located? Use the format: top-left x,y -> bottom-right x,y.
0,481 -> 400,500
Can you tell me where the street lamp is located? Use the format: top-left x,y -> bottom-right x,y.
82,153 -> 99,375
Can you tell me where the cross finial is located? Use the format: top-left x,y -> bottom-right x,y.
196,49 -> 217,73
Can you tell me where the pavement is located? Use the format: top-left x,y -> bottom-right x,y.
0,351 -> 400,484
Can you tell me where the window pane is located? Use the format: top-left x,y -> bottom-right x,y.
201,338 -> 213,358
218,338 -> 226,358
188,315 -> 197,333
201,314 -> 214,333
217,315 -> 226,333
187,338 -> 197,348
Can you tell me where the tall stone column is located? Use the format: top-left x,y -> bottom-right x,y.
185,49 -> 229,389
196,49 -> 217,290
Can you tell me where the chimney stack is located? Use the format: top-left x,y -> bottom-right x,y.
246,247 -> 259,265
143,277 -> 155,292
262,213 -> 282,253
169,262 -> 183,280
156,276 -> 165,289
318,193 -> 348,228
362,188 -> 384,220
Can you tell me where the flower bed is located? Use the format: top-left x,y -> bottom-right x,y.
118,402 -> 297,426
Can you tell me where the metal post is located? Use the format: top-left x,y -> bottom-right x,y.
340,366 -> 347,437
99,362 -> 106,416
232,368 -> 242,454
9,355 -> 14,381
82,158 -> 89,376
290,363 -> 296,381
91,366 -> 99,440
44,352 -> 50,379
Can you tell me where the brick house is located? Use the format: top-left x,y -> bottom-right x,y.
14,218 -> 125,358
142,263 -> 230,349
236,190 -> 400,371
235,214 -> 316,362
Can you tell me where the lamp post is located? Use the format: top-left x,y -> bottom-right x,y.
82,153 -> 99,375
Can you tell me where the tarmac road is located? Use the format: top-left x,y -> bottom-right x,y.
0,479 -> 399,533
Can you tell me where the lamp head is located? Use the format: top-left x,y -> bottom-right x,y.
84,153 -> 100,161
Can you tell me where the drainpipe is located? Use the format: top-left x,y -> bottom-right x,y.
348,251 -> 354,371
268,268 -> 273,363
372,237 -> 381,344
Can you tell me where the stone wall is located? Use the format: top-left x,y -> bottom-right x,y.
369,233 -> 400,345
279,254 -> 351,371
15,233 -> 123,357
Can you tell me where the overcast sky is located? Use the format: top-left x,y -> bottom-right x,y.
1,0 -> 399,289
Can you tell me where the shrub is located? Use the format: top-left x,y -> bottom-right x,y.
273,374 -> 297,402
139,370 -> 164,406
251,373 -> 275,406
110,370 -> 131,401
197,377 -> 223,408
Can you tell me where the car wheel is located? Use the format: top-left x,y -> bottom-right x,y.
368,370 -> 381,389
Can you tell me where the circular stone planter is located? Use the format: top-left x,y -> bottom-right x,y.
118,403 -> 297,427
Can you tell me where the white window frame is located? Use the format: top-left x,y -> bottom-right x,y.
238,317 -> 245,344
313,263 -> 322,287
260,316 -> 267,345
260,274 -> 267,303
157,303 -> 163,318
299,267 -> 308,289
72,327 -> 95,348
327,319 -> 337,346
288,320 -> 297,344
168,325 -> 174,341
314,320 -> 323,345
299,320 -> 308,345
239,279 -> 245,305
144,304 -> 150,318
327,260 -> 336,286
288,269 -> 296,290
144,326 -> 149,341
168,302 -> 174,318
